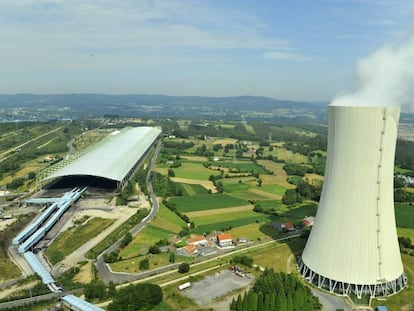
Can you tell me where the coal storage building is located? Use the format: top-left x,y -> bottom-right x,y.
41,126 -> 162,189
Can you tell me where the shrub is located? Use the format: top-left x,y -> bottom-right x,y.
178,262 -> 190,273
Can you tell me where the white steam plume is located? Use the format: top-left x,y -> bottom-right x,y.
331,36 -> 414,112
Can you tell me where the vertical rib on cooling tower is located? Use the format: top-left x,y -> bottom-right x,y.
299,105 -> 407,298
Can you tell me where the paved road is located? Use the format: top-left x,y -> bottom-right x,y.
96,141 -> 162,284
311,288 -> 353,311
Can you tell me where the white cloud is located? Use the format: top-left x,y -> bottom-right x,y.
0,1 -> 289,51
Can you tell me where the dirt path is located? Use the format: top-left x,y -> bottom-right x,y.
36,137 -> 56,149
286,254 -> 294,274
170,177 -> 217,193
186,205 -> 253,218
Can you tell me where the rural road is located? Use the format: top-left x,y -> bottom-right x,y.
96,141 -> 162,284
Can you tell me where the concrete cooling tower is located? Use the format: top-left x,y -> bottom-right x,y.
299,105 -> 407,298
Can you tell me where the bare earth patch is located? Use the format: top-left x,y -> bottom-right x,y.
0,218 -> 17,231
0,281 -> 38,300
304,173 -> 324,185
213,138 -> 238,146
170,177 -> 217,193
73,261 -> 93,284
186,205 -> 253,218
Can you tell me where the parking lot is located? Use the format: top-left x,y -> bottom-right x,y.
182,269 -> 254,305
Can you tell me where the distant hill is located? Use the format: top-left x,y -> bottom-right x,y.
0,94 -> 328,123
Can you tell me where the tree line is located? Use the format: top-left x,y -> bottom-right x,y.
230,269 -> 321,311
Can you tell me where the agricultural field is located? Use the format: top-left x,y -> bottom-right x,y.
172,161 -> 214,180
174,183 -> 208,196
227,188 -> 282,201
395,203 -> 414,229
259,184 -> 287,196
257,160 -> 295,189
262,145 -> 309,164
169,193 -> 247,213
46,217 -> 115,265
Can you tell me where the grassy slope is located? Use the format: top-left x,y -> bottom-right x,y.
46,217 -> 115,264
119,204 -> 186,258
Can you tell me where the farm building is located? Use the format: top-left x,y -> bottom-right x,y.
217,233 -> 233,247
303,216 -> 315,227
283,222 -> 295,231
187,235 -> 208,247
176,244 -> 198,257
40,127 -> 161,189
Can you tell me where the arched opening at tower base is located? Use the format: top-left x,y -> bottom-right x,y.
298,258 -> 407,298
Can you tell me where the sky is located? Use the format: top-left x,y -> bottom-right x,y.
0,0 -> 413,101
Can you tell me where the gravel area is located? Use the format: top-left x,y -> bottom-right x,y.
182,269 -> 254,305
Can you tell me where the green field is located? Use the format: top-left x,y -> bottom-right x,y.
223,182 -> 251,193
192,209 -> 261,225
397,227 -> 414,242
194,214 -> 273,234
287,175 -> 304,185
169,193 -> 248,212
228,189 -> 278,201
46,217 -> 115,264
260,184 -> 287,196
173,161 -> 214,180
395,203 -> 414,228
255,200 -> 283,210
281,203 -> 317,219
174,183 -> 208,196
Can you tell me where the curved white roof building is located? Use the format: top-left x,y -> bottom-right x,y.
300,105 -> 406,298
42,126 -> 161,188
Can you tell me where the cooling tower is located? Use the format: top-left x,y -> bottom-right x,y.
299,105 -> 407,298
